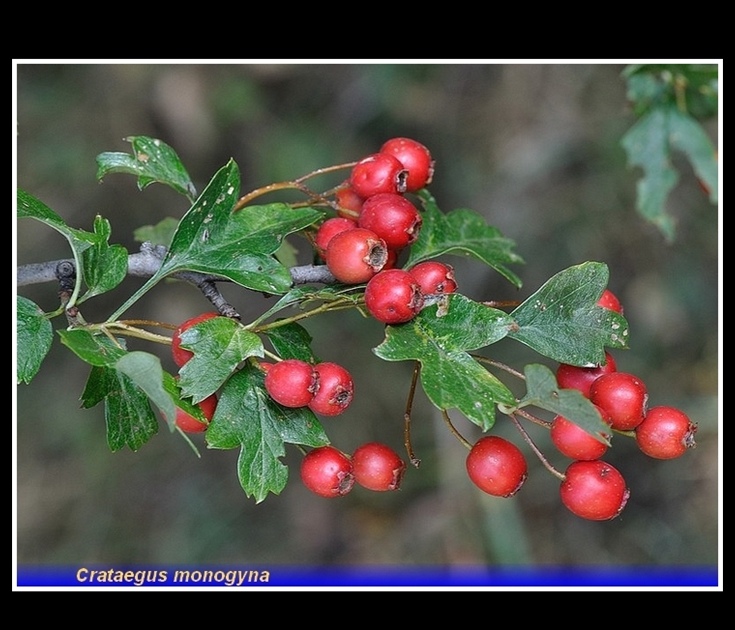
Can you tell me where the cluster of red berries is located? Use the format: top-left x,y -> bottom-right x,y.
300,442 -> 407,497
314,138 -> 459,325
464,289 -> 697,521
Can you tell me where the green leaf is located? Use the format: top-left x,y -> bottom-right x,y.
116,352 -> 176,429
518,364 -> 611,444
406,190 -> 524,288
16,296 -> 53,384
668,108 -> 718,204
80,215 -> 128,300
264,322 -> 318,363
96,136 -> 197,202
178,317 -> 264,403
509,262 -> 629,366
133,217 -> 180,247
58,328 -> 127,366
205,365 -> 330,503
373,293 -> 517,430
81,365 -> 159,452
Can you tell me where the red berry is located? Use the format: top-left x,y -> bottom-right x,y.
364,269 -> 424,325
380,137 -> 434,192
308,362 -> 354,416
550,405 -> 613,461
171,312 -> 219,368
466,436 -> 528,498
358,193 -> 423,250
325,227 -> 388,284
334,183 -> 365,218
314,216 -> 358,259
635,405 -> 698,459
590,372 -> 648,431
264,359 -> 318,408
407,261 -> 458,295
560,460 -> 630,521
349,153 -> 408,198
175,393 -> 218,433
352,442 -> 407,491
556,351 -> 617,399
300,446 -> 355,498
597,289 -> 624,314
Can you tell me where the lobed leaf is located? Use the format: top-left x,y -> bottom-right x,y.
16,296 -> 53,384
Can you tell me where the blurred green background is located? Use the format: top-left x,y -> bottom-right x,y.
15,63 -> 719,573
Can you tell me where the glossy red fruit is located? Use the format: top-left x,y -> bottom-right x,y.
334,183 -> 365,218
300,446 -> 355,498
380,137 -> 434,192
560,460 -> 630,521
325,227 -> 388,284
466,436 -> 528,498
358,193 -> 423,250
364,269 -> 424,324
590,372 -> 648,431
597,289 -> 624,314
636,406 -> 698,459
264,359 -> 318,408
550,405 -> 613,461
171,312 -> 219,368
352,442 -> 407,491
314,216 -> 358,259
175,393 -> 218,433
349,153 -> 407,199
407,261 -> 458,295
556,351 -> 617,399
308,362 -> 354,416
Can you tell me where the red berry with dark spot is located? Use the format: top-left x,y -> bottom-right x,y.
636,405 -> 698,459
560,460 -> 630,521
325,227 -> 388,284
352,442 -> 407,491
466,436 -> 528,498
407,261 -> 458,295
380,137 -> 434,192
300,446 -> 355,498
364,269 -> 424,324
349,153 -> 407,198
308,362 -> 354,416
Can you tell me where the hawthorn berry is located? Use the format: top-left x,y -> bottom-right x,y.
334,183 -> 365,218
349,153 -> 407,199
171,312 -> 219,368
559,460 -> 630,521
635,405 -> 698,459
314,216 -> 358,259
466,436 -> 528,498
556,351 -> 617,399
300,446 -> 355,498
597,289 -> 624,314
590,371 -> 648,431
264,359 -> 318,408
175,393 -> 218,433
550,405 -> 613,461
358,193 -> 423,250
325,227 -> 388,284
308,362 -> 354,416
352,442 -> 407,491
364,269 -> 424,325
380,137 -> 434,192
407,261 -> 458,295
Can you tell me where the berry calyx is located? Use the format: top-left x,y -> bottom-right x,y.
635,405 -> 698,459
550,405 -> 613,461
556,351 -> 617,399
325,227 -> 388,284
308,362 -> 354,416
466,436 -> 528,498
264,359 -> 318,408
349,153 -> 408,198
171,312 -> 219,368
175,393 -> 218,433
589,372 -> 648,431
379,137 -> 434,192
407,260 -> 458,295
364,269 -> 424,324
358,193 -> 423,250
352,442 -> 406,491
300,446 -> 355,498
559,460 -> 630,521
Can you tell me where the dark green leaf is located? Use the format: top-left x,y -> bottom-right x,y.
58,329 -> 127,367
16,296 -> 53,384
264,322 -> 317,363
668,108 -> 718,204
509,262 -> 629,366
206,365 -> 330,503
81,215 -> 128,300
178,317 -> 264,403
373,294 -> 517,430
81,365 -> 159,452
96,136 -> 197,201
116,352 -> 176,428
519,364 -> 611,444
406,190 -> 524,288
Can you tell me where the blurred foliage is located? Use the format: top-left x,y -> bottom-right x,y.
14,63 -> 719,575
